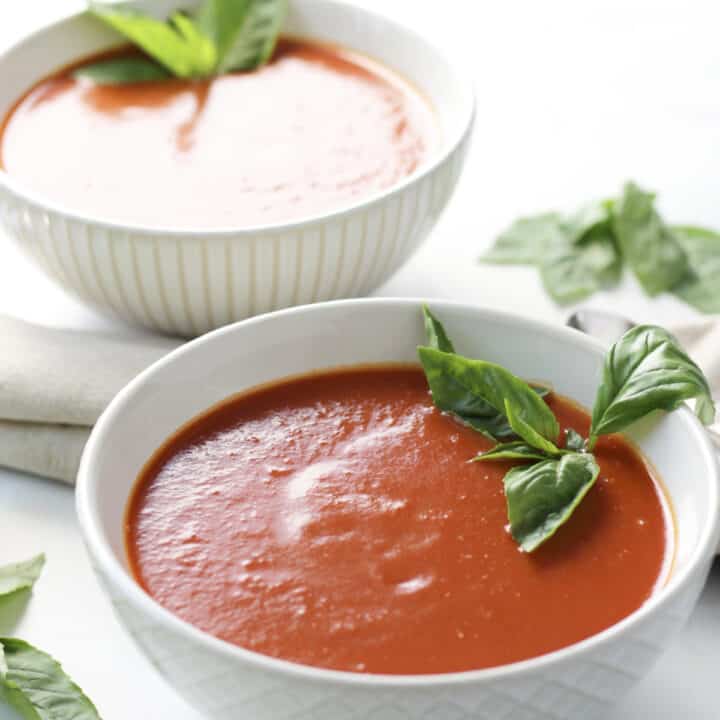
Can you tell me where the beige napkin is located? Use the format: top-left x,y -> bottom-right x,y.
0,315 -> 180,483
1,313 -> 719,485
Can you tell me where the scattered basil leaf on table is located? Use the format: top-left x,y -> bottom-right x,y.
481,181 -> 720,309
588,324 -> 715,447
0,556 -> 45,600
418,347 -> 560,444
540,233 -> 621,304
611,181 -> 688,296
0,639 -> 101,720
504,454 -> 600,552
481,212 -> 568,265
563,199 -> 614,244
473,441 -> 550,463
73,56 -> 170,84
671,226 -> 720,313
420,307 -> 715,552
83,0 -> 287,83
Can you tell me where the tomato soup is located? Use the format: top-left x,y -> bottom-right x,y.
0,40 -> 437,229
126,366 -> 672,675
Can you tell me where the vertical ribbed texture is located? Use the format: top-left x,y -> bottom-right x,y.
0,142 -> 469,336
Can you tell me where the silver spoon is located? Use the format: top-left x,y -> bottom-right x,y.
566,308 -> 720,449
566,308 -> 634,347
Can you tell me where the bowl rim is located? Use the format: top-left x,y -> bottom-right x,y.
76,297 -> 720,688
0,0 -> 475,238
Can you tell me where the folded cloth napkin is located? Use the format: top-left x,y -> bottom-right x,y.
0,315 -> 180,484
1,313 -> 720,485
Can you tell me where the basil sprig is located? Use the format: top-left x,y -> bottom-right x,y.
419,307 -> 715,552
481,181 -> 720,311
0,555 -> 44,599
77,0 -> 287,84
0,559 -> 101,719
420,306 -> 551,440
418,347 -> 560,446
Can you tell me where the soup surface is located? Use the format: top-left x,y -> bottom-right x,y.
127,366 -> 672,674
0,39 -> 437,229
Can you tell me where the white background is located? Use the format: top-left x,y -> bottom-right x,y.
1,1 -> 719,718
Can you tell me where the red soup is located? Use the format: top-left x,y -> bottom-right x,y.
126,366 -> 672,675
0,39 -> 437,229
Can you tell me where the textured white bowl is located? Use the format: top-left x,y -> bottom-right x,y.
0,2 -> 473,337
76,299 -> 720,720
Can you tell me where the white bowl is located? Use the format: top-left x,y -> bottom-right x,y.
0,1 -> 473,337
76,298 -> 720,720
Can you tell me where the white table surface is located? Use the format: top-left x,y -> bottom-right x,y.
1,1 -> 720,718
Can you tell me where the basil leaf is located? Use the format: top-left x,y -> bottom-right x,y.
612,181 -> 688,296
200,0 -> 288,73
672,225 -> 720,313
481,212 -> 569,265
504,399 -> 562,456
89,4 -> 217,78
589,324 -> 715,447
418,347 -> 560,443
195,0 -> 251,67
563,199 -> 613,244
473,441 -> 549,463
422,305 -> 455,353
564,428 -> 586,452
540,233 -> 621,304
504,453 -> 600,552
0,639 -> 100,719
73,57 -> 170,84
0,555 -> 44,599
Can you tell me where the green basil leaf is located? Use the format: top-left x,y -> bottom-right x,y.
540,232 -> 621,304
589,324 -> 715,446
73,56 -> 170,84
672,225 -> 720,314
0,555 -> 45,599
473,441 -> 549,462
504,453 -> 600,552
204,0 -> 288,73
89,4 -> 217,78
564,428 -> 586,452
612,181 -> 688,296
562,199 -> 613,244
422,304 -> 455,353
504,399 -> 562,455
195,0 -> 250,67
0,639 -> 100,719
481,212 -> 569,265
418,347 -> 560,443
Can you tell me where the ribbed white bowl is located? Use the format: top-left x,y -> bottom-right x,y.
77,299 -> 720,720
0,2 -> 474,337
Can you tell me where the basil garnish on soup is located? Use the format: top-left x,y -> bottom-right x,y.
419,308 -> 715,552
78,0 -> 288,84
